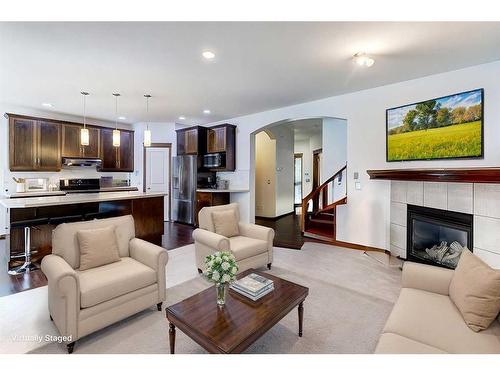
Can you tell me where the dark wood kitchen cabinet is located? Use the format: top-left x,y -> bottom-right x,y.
195,191 -> 230,226
207,124 -> 236,171
9,115 -> 61,171
176,126 -> 208,155
62,123 -> 100,158
99,128 -> 134,172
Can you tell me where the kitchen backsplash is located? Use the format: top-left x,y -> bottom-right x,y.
216,170 -> 249,190
3,167 -> 130,195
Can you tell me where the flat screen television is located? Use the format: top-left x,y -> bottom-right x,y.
386,88 -> 484,162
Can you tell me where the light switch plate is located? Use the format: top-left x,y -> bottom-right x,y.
355,182 -> 361,190
353,172 -> 359,180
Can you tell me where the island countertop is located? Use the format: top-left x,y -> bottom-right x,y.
0,191 -> 168,209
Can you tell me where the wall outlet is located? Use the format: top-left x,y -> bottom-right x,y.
355,181 -> 361,190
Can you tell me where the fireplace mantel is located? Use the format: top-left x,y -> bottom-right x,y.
367,167 -> 500,183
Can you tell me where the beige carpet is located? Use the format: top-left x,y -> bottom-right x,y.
8,243 -> 402,354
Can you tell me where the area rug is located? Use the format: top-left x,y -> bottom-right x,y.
6,243 -> 402,354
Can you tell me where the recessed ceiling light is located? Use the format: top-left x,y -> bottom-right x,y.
203,109 -> 211,114
118,116 -> 126,120
42,103 -> 53,108
353,52 -> 375,67
202,51 -> 216,60
178,116 -> 186,120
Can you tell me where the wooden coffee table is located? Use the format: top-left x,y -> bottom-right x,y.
166,269 -> 309,354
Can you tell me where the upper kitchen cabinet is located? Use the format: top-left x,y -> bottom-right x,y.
37,120 -> 62,171
207,124 -> 236,171
176,126 -> 208,155
99,128 -> 134,172
62,123 -> 100,158
9,115 -> 61,171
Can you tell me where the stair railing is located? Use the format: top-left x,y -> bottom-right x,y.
301,164 -> 347,232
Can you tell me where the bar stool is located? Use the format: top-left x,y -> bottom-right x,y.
8,217 -> 49,275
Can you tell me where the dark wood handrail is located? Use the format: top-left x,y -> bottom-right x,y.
301,164 -> 347,231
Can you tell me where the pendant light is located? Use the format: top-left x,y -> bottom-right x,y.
112,93 -> 121,147
80,91 -> 90,146
143,94 -> 152,147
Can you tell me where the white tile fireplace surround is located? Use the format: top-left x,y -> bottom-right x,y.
390,181 -> 500,268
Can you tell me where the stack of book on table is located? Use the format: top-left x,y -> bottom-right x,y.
230,273 -> 274,301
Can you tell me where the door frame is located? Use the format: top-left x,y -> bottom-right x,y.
294,153 -> 303,207
143,143 -> 172,221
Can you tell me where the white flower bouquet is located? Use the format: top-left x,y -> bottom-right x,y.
204,251 -> 239,305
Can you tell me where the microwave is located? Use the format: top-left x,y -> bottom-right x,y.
203,153 -> 225,168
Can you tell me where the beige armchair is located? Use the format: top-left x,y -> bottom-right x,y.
193,203 -> 274,273
41,215 -> 168,353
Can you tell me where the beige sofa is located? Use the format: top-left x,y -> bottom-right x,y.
193,203 -> 274,273
41,215 -> 168,353
375,262 -> 500,354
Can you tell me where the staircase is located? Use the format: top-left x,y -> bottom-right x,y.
301,165 -> 347,241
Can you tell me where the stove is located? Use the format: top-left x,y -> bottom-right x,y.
59,178 -> 138,194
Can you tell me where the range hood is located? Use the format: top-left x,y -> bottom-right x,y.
62,157 -> 102,168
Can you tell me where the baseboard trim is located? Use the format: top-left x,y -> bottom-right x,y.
330,239 -> 388,254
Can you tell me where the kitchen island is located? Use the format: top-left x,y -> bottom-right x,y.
0,191 -> 167,269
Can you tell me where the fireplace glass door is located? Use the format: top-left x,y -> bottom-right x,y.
407,205 -> 473,269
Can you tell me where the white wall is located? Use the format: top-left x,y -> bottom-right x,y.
255,131 -> 276,217
272,125 -> 294,216
0,103 -> 132,195
205,60 -> 500,251
322,118 -> 348,202
130,122 -> 176,192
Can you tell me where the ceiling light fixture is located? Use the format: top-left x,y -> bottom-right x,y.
42,103 -> 53,108
353,52 -> 375,67
143,94 -> 152,147
178,116 -> 186,120
112,93 -> 121,147
118,116 -> 126,120
203,109 -> 211,114
80,91 -> 90,146
202,51 -> 215,60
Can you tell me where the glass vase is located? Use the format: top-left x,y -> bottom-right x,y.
216,282 -> 227,306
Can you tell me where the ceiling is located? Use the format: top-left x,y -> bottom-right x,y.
291,119 -> 322,142
1,22 -> 500,125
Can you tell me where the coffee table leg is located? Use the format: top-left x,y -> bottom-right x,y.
298,301 -> 304,337
169,323 -> 176,354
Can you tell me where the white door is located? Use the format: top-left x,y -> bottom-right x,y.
145,147 -> 171,221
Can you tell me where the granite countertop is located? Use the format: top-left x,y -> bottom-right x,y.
196,188 -> 250,193
0,191 -> 168,209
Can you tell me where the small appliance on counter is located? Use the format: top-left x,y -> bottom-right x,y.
8,177 -> 67,198
216,178 -> 230,190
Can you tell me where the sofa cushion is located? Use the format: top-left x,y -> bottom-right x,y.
78,257 -> 157,308
77,226 -> 121,271
382,288 -> 500,353
375,333 -> 448,354
229,236 -> 268,261
212,210 -> 240,238
449,248 -> 500,332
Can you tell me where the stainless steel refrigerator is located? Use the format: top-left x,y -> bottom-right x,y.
172,155 -> 197,224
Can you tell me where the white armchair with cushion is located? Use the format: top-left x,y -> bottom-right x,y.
193,203 -> 274,273
41,215 -> 168,353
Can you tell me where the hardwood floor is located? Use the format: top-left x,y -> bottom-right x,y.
0,221 -> 196,297
255,211 -> 305,249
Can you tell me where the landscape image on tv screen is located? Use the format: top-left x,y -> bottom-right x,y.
386,88 -> 483,162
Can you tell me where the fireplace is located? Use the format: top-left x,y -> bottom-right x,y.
407,205 -> 473,269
